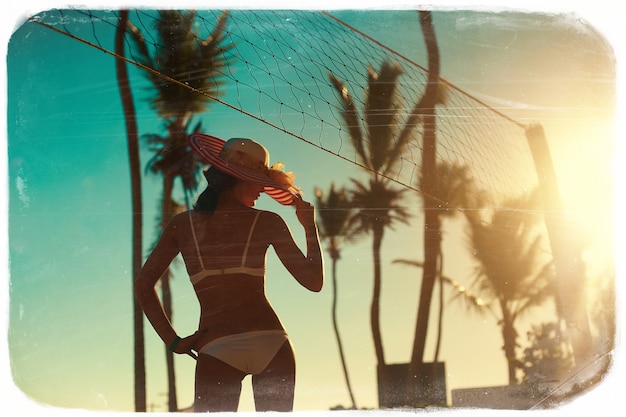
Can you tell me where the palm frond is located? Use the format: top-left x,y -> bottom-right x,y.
347,177 -> 410,236
419,161 -> 488,217
390,79 -> 450,178
195,11 -> 235,96
125,19 -> 155,72
465,189 -> 554,326
178,120 -> 206,193
127,10 -> 234,120
141,117 -> 205,195
364,62 -> 404,173
328,73 -> 367,166
511,260 -> 554,318
315,183 -> 354,238
393,258 -> 497,318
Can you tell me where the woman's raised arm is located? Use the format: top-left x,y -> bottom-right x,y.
269,196 -> 324,292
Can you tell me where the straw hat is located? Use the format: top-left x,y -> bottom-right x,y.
188,133 -> 301,205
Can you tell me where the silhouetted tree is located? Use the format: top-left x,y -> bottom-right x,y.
464,190 -> 554,384
329,60 -> 413,375
126,10 -> 234,410
521,321 -> 574,387
115,10 -> 145,412
411,10 -> 443,376
411,161 -> 486,362
315,184 -> 357,409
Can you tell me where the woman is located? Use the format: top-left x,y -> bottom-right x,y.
135,133 -> 324,412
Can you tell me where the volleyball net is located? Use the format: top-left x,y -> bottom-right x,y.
28,8 -> 539,205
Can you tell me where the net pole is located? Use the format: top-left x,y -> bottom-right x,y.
525,124 -> 592,370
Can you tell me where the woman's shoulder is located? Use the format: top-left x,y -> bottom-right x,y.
255,208 -> 281,221
171,210 -> 193,222
166,210 -> 196,231
255,208 -> 288,230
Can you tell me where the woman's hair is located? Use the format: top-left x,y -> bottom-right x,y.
194,167 -> 238,213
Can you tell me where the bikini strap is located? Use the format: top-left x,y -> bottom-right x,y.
189,211 -> 205,269
241,211 -> 260,267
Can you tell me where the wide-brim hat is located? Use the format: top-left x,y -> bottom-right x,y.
188,133 -> 301,205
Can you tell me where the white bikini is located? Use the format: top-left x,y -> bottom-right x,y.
188,211 -> 288,375
189,210 -> 265,283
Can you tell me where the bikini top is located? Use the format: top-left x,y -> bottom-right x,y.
188,211 -> 265,285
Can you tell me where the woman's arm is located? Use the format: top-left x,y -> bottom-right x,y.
270,195 -> 324,292
134,217 -> 181,347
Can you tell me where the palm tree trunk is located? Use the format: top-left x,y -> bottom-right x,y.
161,268 -> 177,411
371,222 -> 388,407
115,10 -> 146,412
433,252 -> 444,363
330,253 -> 357,409
160,172 -> 178,411
406,11 -> 442,407
411,9 -> 441,370
371,223 -> 386,367
500,303 -> 518,385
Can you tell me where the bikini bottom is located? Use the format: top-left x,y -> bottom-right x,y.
199,330 -> 289,375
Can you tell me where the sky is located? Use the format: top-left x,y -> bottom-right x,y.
2,0 -> 624,416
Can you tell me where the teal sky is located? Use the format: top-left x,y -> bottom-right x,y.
3,1 -> 623,415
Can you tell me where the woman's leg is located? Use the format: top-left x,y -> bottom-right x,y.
251,340 -> 296,412
194,353 -> 247,412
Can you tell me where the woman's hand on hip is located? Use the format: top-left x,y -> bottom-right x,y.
172,332 -> 203,360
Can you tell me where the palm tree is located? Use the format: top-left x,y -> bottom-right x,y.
126,10 -> 234,411
126,10 -> 233,125
329,60 -> 414,374
464,190 -> 554,384
415,161 -> 487,362
115,10 -> 145,412
410,10 -> 443,376
143,121 -> 206,209
427,161 -> 486,218
392,160 -> 485,407
315,184 -> 357,410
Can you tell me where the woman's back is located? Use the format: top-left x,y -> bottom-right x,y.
180,208 -> 269,278
173,208 -> 284,339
